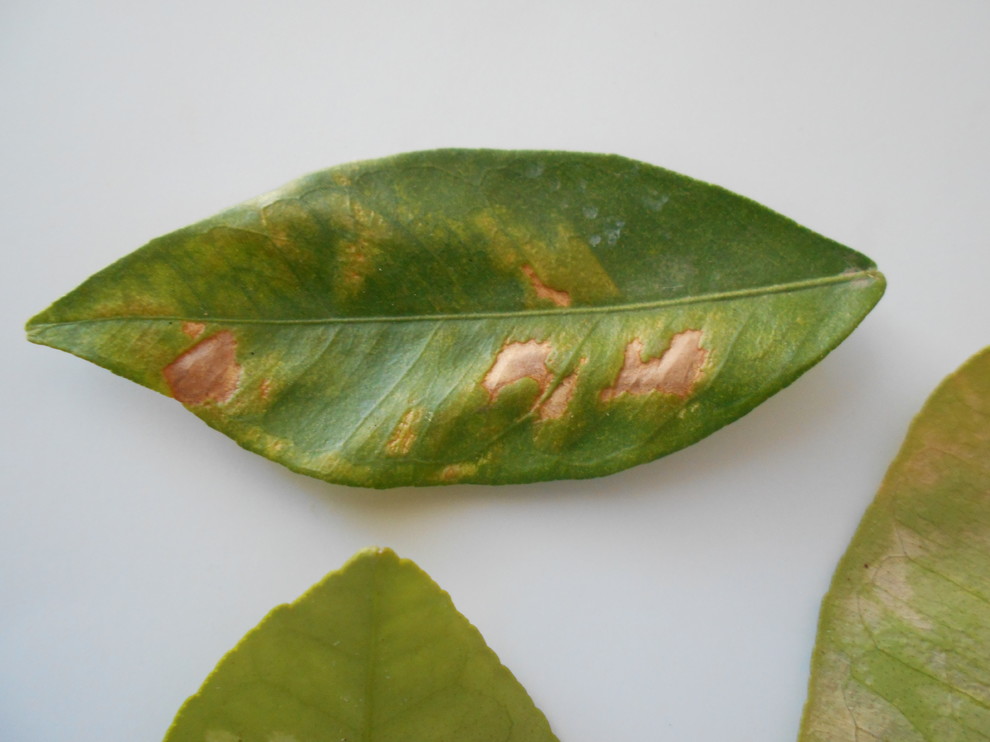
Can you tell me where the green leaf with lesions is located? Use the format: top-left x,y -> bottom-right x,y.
27,149 -> 884,487
800,347 -> 990,741
163,548 -> 558,742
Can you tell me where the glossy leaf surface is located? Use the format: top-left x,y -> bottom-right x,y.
163,548 -> 558,742
27,149 -> 884,487
800,347 -> 990,740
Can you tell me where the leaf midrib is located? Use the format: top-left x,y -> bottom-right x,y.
29,270 -> 880,330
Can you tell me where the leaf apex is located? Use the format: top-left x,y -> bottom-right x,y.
24,307 -> 49,334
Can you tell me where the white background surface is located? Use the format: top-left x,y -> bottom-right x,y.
2,1 -> 989,740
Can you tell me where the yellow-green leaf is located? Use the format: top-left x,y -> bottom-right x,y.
163,548 -> 557,742
799,347 -> 990,741
27,149 -> 884,487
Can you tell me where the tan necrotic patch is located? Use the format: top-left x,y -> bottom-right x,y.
483,340 -> 554,400
539,365 -> 583,421
601,329 -> 708,401
163,330 -> 242,405
483,340 -> 583,420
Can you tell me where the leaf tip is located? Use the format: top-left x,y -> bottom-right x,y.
344,545 -> 402,570
24,307 -> 50,339
849,267 -> 886,295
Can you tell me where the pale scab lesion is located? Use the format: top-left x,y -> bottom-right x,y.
340,238 -> 372,289
600,329 -> 708,402
259,378 -> 273,400
386,407 -> 425,456
864,525 -> 936,632
869,555 -> 934,632
440,462 -> 479,482
521,264 -> 571,307
482,340 -> 583,421
334,200 -> 391,299
163,330 -> 242,406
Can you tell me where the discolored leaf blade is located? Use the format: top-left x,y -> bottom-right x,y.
799,348 -> 990,741
27,149 -> 884,487
163,548 -> 558,742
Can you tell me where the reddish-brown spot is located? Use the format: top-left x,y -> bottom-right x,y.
600,329 -> 708,402
259,378 -> 273,400
163,331 -> 242,405
181,321 -> 205,339
521,264 -> 571,307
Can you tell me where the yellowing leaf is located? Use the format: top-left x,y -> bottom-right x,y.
164,548 -> 558,742
27,149 -> 884,487
799,347 -> 990,741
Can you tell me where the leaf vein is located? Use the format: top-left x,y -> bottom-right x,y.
28,271 -> 878,330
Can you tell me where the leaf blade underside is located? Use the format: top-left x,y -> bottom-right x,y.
163,548 -> 558,742
799,347 -> 990,741
27,149 -> 884,487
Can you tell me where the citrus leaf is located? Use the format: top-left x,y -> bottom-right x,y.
799,347 -> 990,741
26,149 -> 884,487
163,548 -> 558,742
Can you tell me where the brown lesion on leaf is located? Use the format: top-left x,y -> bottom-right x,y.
600,329 -> 708,402
539,362 -> 585,421
521,264 -> 571,307
386,407 -> 425,456
471,210 -> 618,306
483,340 -> 554,401
181,321 -> 205,339
163,330 -> 242,406
483,340 -> 583,420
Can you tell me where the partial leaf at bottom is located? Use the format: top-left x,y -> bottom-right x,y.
799,347 -> 990,741
163,548 -> 558,742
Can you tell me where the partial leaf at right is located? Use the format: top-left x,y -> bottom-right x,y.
800,347 -> 990,741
